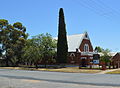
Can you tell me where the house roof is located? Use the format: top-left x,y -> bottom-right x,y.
98,52 -> 117,57
111,52 -> 120,60
108,52 -> 117,56
54,32 -> 89,52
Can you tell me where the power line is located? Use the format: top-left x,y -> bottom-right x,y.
88,0 -> 116,20
75,0 -> 117,21
96,0 -> 120,16
88,0 -> 114,16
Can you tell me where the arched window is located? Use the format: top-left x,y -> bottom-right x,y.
70,53 -> 75,57
84,44 -> 89,52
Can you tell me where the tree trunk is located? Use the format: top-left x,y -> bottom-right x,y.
35,63 -> 38,69
5,58 -> 9,67
45,58 -> 47,68
6,60 -> 9,67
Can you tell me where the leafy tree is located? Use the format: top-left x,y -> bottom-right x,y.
22,39 -> 43,68
23,33 -> 57,68
57,8 -> 68,64
0,19 -> 28,66
0,46 -> 3,57
95,46 -> 110,53
95,46 -> 103,52
95,46 -> 112,67
0,19 -> 8,57
100,48 -> 111,66
100,49 -> 111,60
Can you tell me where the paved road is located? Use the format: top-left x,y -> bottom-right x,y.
0,69 -> 120,88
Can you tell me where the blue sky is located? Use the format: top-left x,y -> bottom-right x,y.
0,0 -> 120,52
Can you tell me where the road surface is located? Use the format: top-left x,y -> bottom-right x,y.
0,69 -> 120,88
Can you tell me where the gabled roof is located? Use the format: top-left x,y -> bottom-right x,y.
111,52 -> 120,60
54,32 -> 90,52
67,33 -> 85,52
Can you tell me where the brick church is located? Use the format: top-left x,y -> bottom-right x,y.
67,32 -> 99,67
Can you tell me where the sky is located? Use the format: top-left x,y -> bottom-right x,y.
0,0 -> 120,52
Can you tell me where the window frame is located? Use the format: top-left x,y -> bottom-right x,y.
84,44 -> 89,52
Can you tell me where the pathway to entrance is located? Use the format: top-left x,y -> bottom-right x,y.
97,68 -> 120,74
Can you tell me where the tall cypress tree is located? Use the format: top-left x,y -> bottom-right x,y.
57,8 -> 68,64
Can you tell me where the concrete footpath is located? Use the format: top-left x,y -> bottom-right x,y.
97,68 -> 120,74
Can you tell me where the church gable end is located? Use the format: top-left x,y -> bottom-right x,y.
79,32 -> 93,52
79,39 -> 93,52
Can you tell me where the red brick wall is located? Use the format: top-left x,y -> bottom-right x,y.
111,53 -> 120,68
79,39 -> 93,52
67,52 -> 81,65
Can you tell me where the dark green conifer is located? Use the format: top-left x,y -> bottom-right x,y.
57,8 -> 68,64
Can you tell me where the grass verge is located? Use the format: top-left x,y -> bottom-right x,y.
0,67 -> 101,73
106,70 -> 120,74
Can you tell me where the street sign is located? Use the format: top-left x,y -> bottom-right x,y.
93,60 -> 99,64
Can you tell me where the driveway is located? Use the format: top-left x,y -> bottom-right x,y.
0,69 -> 120,88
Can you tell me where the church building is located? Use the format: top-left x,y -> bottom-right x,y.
67,32 -> 99,67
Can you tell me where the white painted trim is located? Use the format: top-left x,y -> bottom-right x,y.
70,53 -> 75,57
84,44 -> 89,52
81,57 -> 87,59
